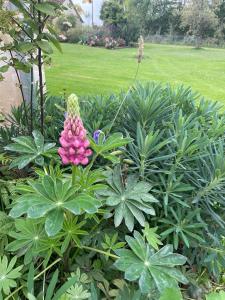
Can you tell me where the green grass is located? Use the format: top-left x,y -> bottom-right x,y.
46,43 -> 225,102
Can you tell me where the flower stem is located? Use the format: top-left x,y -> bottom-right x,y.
107,61 -> 140,135
82,245 -> 119,259
72,165 -> 77,185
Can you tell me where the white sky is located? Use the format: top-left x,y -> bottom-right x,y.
75,0 -> 104,26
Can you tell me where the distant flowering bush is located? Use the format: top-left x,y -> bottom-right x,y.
87,35 -> 104,47
104,37 -> 118,49
58,33 -> 67,41
117,38 -> 126,47
86,35 -> 125,49
58,94 -> 92,165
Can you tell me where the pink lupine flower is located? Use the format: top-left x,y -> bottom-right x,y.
58,94 -> 92,165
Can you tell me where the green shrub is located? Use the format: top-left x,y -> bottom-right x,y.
53,14 -> 77,34
67,26 -> 85,43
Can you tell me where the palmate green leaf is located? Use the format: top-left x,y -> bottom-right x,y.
60,215 -> 88,251
9,175 -> 102,236
114,231 -> 187,294
5,130 -> 56,169
103,166 -> 158,231
60,283 -> 91,300
142,224 -> 163,250
0,255 -> 23,296
6,219 -> 48,264
7,219 -> 62,265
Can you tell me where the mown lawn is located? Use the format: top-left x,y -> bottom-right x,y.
46,43 -> 225,102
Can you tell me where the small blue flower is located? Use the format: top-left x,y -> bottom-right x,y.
93,130 -> 105,144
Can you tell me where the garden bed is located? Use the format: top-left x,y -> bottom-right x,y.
1,83 -> 225,299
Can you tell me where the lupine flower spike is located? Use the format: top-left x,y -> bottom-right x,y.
137,35 -> 144,63
58,94 -> 92,165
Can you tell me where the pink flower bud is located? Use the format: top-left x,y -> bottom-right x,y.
81,157 -> 89,165
73,158 -> 80,165
77,147 -> 85,154
85,149 -> 92,156
73,139 -> 80,148
69,147 -> 75,155
58,147 -> 66,156
83,140 -> 90,148
62,155 -> 70,165
60,137 -> 70,148
68,130 -> 73,139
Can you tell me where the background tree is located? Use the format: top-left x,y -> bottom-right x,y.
214,0 -> 225,40
129,0 -> 178,35
181,0 -> 218,48
100,0 -> 127,39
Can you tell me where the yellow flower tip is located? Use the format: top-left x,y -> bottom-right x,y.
68,93 -> 78,102
67,93 -> 80,118
137,35 -> 144,63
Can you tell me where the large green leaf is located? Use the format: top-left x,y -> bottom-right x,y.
5,130 -> 56,169
6,219 -> 62,264
114,231 -> 187,294
100,166 -> 158,231
9,175 -> 102,236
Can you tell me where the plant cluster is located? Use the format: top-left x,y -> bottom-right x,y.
100,0 -> 225,48
1,82 -> 225,299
